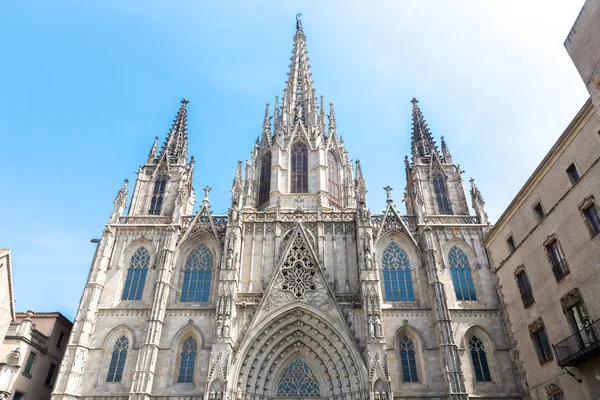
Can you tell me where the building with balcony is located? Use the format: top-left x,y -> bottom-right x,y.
485,2 -> 600,399
0,310 -> 72,400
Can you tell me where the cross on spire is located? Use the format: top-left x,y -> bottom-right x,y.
411,98 -> 419,106
383,186 -> 393,202
202,185 -> 212,203
296,12 -> 303,30
181,97 -> 189,106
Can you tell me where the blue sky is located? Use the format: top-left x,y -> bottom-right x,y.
0,1 -> 589,320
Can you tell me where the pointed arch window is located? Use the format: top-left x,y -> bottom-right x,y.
149,173 -> 168,215
177,336 -> 198,383
291,142 -> 308,193
399,336 -> 419,382
258,152 -> 271,206
122,247 -> 150,301
449,246 -> 476,301
180,244 -> 213,303
382,243 -> 415,302
106,336 -> 129,383
277,358 -> 321,397
432,172 -> 452,215
469,336 -> 492,382
328,151 -> 341,205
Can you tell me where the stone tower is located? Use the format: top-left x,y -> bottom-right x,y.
52,17 -> 524,400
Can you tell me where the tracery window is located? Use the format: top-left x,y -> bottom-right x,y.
399,336 -> 418,382
382,243 -> 415,302
122,247 -> 150,301
448,246 -> 476,301
291,142 -> 308,193
258,152 -> 272,206
106,336 -> 129,383
432,172 -> 452,215
469,336 -> 492,382
277,358 -> 321,397
149,173 -> 168,215
177,336 -> 198,383
328,151 -> 341,205
180,244 -> 213,303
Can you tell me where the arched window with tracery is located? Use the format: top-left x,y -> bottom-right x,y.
180,244 -> 213,303
291,142 -> 308,193
469,336 -> 492,382
399,336 -> 418,382
106,336 -> 129,382
149,173 -> 168,215
448,246 -> 476,301
177,336 -> 198,383
258,152 -> 272,206
328,151 -> 341,205
432,172 -> 452,215
122,247 -> 150,301
382,243 -> 415,302
277,358 -> 321,397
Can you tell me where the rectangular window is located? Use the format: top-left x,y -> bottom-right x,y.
515,270 -> 534,308
13,393 -> 23,400
533,202 -> 545,220
546,240 -> 568,280
566,163 -> 580,184
45,363 -> 57,386
551,392 -> 564,400
56,331 -> 65,349
583,203 -> 600,235
23,351 -> 37,376
531,327 -> 553,363
567,302 -> 597,347
507,236 -> 515,253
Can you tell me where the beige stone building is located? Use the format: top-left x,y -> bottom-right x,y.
485,2 -> 600,399
51,17 -> 525,400
0,311 -> 72,399
0,249 -> 15,348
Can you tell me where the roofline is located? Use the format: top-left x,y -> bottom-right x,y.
485,98 -> 593,243
15,311 -> 73,327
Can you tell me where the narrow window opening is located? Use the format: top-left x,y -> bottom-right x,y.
258,152 -> 271,207
432,172 -> 452,215
566,163 -> 580,185
399,336 -> 419,382
327,152 -> 341,206
469,336 -> 492,382
533,202 -> 545,220
507,236 -> 515,253
181,244 -> 213,303
382,244 -> 415,302
23,351 -> 37,376
122,247 -> 150,301
546,239 -> 569,281
291,142 -> 308,193
45,363 -> 57,386
583,203 -> 600,235
106,336 -> 129,382
56,331 -> 65,349
515,269 -> 534,308
149,174 -> 167,215
449,246 -> 477,301
177,336 -> 198,383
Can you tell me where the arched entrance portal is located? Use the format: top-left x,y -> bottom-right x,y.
232,306 -> 369,399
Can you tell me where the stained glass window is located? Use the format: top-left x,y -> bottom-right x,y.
432,172 -> 452,215
382,243 -> 415,302
258,152 -> 271,206
448,246 -> 476,301
177,336 -> 197,383
149,174 -> 167,215
399,336 -> 418,382
106,336 -> 129,382
328,151 -> 341,205
277,359 -> 321,397
181,244 -> 213,303
291,142 -> 308,193
469,336 -> 492,382
122,247 -> 150,301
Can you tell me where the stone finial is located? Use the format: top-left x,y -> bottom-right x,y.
383,186 -> 393,202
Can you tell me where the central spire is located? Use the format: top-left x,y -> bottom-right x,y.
410,98 -> 439,161
281,14 -> 317,125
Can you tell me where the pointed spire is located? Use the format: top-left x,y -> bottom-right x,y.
470,178 -> 489,225
147,136 -> 159,162
232,160 -> 243,192
440,135 -> 452,163
262,103 -> 271,143
410,98 -> 439,160
328,103 -> 337,134
110,178 -> 128,223
160,98 -> 189,161
282,14 -> 317,126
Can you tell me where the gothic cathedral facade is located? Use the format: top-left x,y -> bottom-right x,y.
52,19 -> 525,400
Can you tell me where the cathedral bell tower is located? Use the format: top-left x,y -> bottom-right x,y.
403,98 -> 470,223
242,17 -> 356,213
127,98 -> 195,222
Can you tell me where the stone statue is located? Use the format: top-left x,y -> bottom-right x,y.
216,319 -> 223,337
365,247 -> 373,270
230,202 -> 239,224
223,317 -> 231,337
375,317 -> 382,337
368,317 -> 375,338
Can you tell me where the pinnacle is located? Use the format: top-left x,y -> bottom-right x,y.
160,98 -> 189,161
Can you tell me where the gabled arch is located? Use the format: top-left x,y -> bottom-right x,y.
274,354 -> 323,397
232,305 -> 369,399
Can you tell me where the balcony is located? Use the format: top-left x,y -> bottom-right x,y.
554,319 -> 600,366
551,259 -> 569,281
520,288 -> 534,308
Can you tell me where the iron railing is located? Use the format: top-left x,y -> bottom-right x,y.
554,319 -> 600,366
520,288 -> 534,308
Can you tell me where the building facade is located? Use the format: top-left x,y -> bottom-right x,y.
485,2 -> 600,399
52,18 -> 524,400
0,311 -> 73,399
0,249 -> 15,348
